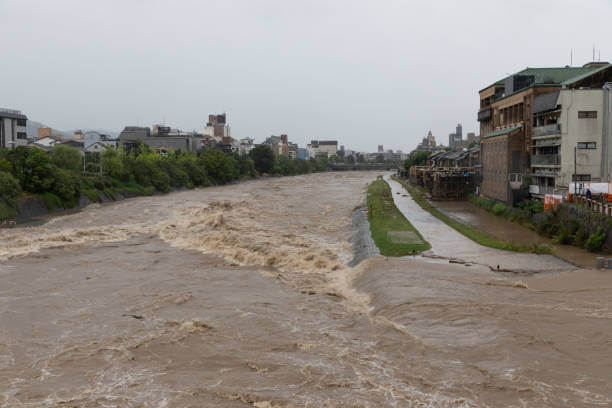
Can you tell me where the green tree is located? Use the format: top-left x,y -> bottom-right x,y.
49,145 -> 83,172
24,149 -> 54,192
178,154 -> 209,186
404,151 -> 430,169
199,149 -> 234,184
249,145 -> 275,174
277,155 -> 297,175
101,147 -> 127,180
0,171 -> 22,220
51,167 -> 81,204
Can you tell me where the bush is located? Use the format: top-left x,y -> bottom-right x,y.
492,202 -> 507,216
585,227 -> 606,252
151,167 -> 171,192
51,167 -> 81,206
49,145 -> 82,172
24,149 -> 54,192
200,150 -> 234,184
552,226 -> 574,245
0,171 -> 22,220
249,145 -> 275,174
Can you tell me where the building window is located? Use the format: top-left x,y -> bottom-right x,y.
16,119 -> 27,126
577,142 -> 597,149
16,132 -> 27,139
572,174 -> 591,181
578,111 -> 597,119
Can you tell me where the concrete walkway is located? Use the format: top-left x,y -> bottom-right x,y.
384,175 -> 574,273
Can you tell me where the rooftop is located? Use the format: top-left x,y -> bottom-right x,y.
480,64 -> 612,94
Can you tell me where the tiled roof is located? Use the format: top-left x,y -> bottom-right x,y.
483,124 -> 523,139
480,64 -> 611,93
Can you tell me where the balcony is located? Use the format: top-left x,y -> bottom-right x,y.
529,185 -> 556,196
533,139 -> 560,147
532,123 -> 561,138
532,154 -> 561,166
478,107 -> 492,122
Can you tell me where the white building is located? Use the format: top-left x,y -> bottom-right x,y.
239,137 -> 255,156
0,108 -> 28,148
307,140 -> 338,158
530,85 -> 612,197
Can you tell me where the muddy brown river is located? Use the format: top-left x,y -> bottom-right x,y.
1,172 -> 611,407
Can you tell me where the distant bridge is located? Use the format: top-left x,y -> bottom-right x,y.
327,163 -> 398,171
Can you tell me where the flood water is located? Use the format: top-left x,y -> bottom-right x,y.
1,172 -> 611,407
433,200 -> 598,268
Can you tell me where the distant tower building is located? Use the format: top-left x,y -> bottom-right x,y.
378,145 -> 384,153
203,113 -> 231,141
427,131 -> 436,148
456,123 -> 463,140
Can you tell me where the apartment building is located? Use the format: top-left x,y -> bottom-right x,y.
0,108 -> 28,148
478,62 -> 612,203
530,85 -> 612,197
203,114 -> 230,141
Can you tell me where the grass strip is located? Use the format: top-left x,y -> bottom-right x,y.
392,176 -> 552,254
367,177 -> 431,256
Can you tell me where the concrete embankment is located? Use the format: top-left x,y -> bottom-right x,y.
14,191 -> 132,225
384,175 -> 575,273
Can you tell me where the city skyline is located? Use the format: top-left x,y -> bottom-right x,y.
0,0 -> 610,152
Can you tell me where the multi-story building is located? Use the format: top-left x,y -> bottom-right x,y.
478,62 -> 612,203
118,126 -> 204,153
203,114 -> 230,141
0,108 -> 28,148
530,84 -> 612,197
307,140 -> 338,158
414,130 -> 438,152
448,123 -> 463,148
239,138 -> 255,156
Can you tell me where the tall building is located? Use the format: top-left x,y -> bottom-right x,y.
0,108 -> 28,148
448,123 -> 463,148
203,113 -> 230,141
415,131 -> 437,152
378,145 -> 384,153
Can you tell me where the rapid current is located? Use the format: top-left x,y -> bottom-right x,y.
1,172 -> 611,407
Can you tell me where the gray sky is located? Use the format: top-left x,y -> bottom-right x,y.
1,0 -> 610,152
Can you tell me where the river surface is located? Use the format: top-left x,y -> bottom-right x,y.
1,172 -> 611,407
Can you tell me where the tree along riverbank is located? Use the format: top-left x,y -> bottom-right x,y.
0,144 -> 329,224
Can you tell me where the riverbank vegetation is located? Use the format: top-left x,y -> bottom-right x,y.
393,177 -> 552,254
367,177 -> 430,256
0,144 -> 329,221
469,194 -> 611,253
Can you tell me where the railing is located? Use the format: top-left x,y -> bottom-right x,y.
533,139 -> 561,147
529,185 -> 555,195
532,123 -> 561,138
532,154 -> 561,166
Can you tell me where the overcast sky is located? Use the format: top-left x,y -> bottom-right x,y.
1,0 -> 610,152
